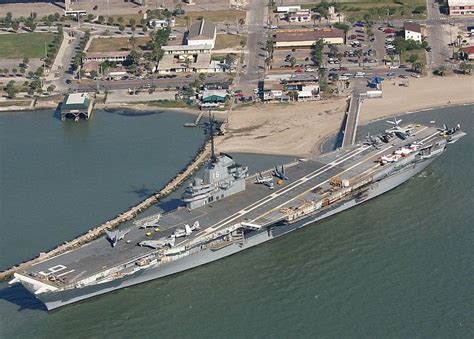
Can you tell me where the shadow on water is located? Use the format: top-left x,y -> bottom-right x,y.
53,103 -> 62,121
127,185 -> 161,199
0,284 -> 47,312
103,108 -> 168,117
158,198 -> 184,212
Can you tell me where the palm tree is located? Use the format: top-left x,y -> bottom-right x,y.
128,35 -> 137,51
354,49 -> 363,67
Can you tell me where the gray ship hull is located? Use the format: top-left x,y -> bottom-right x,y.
35,156 -> 437,310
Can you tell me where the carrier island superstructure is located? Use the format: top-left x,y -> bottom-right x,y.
9,122 -> 466,310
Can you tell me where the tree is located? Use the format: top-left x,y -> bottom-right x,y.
459,62 -> 473,74
11,20 -> 19,32
107,17 -> 114,25
20,67 -> 26,74
25,17 -> 36,32
354,49 -> 363,66
289,56 -> 297,68
87,14 -> 94,22
413,61 -> 425,74
131,25 -> 136,33
225,53 -> 237,68
46,84 -> 56,93
265,39 -> 274,53
407,54 -> 419,70
5,81 -> 17,98
90,70 -> 99,79
142,25 -> 148,33
98,15 -> 105,24
128,34 -> 137,50
119,25 -> 125,34
265,56 -> 272,70
12,68 -> 18,74
35,66 -> 44,77
129,18 -> 136,27
333,23 -> 350,43
240,39 -> 246,49
117,16 -> 124,24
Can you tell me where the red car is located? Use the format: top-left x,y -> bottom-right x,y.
383,28 -> 396,34
339,67 -> 348,71
295,68 -> 304,73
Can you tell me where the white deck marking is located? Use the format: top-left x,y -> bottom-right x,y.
56,269 -> 76,278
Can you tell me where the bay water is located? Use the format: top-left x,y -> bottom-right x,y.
0,105 -> 472,338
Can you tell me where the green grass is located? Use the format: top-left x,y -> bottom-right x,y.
0,100 -> 32,107
214,34 -> 245,50
401,48 -> 426,64
0,33 -> 56,59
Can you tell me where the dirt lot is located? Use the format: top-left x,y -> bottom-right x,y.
175,10 -> 246,26
214,34 -> 245,50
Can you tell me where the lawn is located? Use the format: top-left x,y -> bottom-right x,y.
214,34 -> 245,50
0,33 -> 56,59
300,0 -> 427,20
401,48 -> 426,64
87,37 -> 151,53
175,10 -> 246,26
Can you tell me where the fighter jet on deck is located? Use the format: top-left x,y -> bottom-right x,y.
105,229 -> 130,247
273,166 -> 289,180
385,118 -> 415,140
138,237 -> 175,249
255,172 -> 274,189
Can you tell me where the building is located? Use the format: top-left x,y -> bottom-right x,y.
187,20 -> 217,48
460,46 -> 474,59
148,18 -> 176,28
83,51 -> 130,63
288,10 -> 311,23
404,22 -> 426,42
276,5 -> 301,13
274,29 -> 344,48
162,44 -> 212,56
60,92 -> 93,121
199,89 -> 228,109
448,0 -> 474,15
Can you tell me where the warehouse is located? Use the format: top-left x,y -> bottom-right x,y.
274,29 -> 344,48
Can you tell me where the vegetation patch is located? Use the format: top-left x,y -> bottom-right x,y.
87,37 -> 151,52
175,10 -> 246,26
214,34 -> 245,50
0,33 -> 56,59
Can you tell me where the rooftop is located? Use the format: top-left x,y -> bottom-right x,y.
461,46 -> 474,53
404,22 -> 422,33
274,28 -> 344,42
188,20 -> 216,40
66,93 -> 89,105
85,51 -> 130,58
448,0 -> 474,6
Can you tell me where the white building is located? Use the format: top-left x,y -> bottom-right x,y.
404,22 -> 425,42
276,5 -> 301,13
148,18 -> 176,28
448,0 -> 474,15
187,20 -> 217,48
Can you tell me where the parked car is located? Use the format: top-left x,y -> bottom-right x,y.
411,73 -> 420,78
426,47 -> 432,52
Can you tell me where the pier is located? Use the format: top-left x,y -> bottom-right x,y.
0,140 -> 212,281
342,83 -> 365,148
60,92 -> 94,121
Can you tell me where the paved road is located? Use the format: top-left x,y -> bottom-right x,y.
239,0 -> 267,93
72,75 -> 230,92
424,0 -> 452,68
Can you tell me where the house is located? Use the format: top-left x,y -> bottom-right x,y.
187,20 -> 217,48
448,0 -> 474,15
148,18 -> 176,28
460,46 -> 474,59
404,22 -> 426,42
274,29 -> 344,48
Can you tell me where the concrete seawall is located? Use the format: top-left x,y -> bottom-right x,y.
0,140 -> 212,281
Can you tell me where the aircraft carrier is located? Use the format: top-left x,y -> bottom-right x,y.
9,121 -> 466,310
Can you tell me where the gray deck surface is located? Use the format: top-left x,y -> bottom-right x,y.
24,126 -> 441,286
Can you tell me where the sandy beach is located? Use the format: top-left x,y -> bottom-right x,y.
218,75 -> 473,156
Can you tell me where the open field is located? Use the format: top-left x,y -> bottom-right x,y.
0,100 -> 31,107
175,10 -> 246,26
214,34 -> 245,50
297,0 -> 428,21
0,33 -> 56,59
87,37 -> 151,52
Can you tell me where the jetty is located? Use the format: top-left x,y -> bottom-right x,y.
0,140 -> 212,281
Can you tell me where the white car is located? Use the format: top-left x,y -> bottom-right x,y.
305,67 -> 315,72
354,72 -> 366,78
389,65 -> 399,69
253,88 -> 260,94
